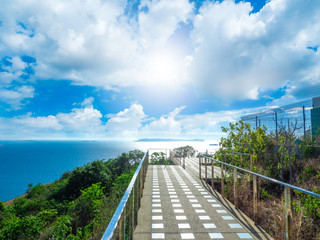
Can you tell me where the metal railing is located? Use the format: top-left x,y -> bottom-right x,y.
101,151 -> 149,240
199,153 -> 320,240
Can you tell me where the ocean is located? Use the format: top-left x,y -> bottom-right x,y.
0,140 -> 217,202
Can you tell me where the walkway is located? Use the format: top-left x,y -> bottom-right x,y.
133,163 -> 272,239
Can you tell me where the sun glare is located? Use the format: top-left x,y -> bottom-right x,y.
145,49 -> 185,87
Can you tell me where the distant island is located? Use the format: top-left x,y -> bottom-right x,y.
136,138 -> 205,142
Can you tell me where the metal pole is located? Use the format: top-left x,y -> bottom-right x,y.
234,168 -> 238,208
285,187 -> 292,240
205,157 -> 207,183
256,116 -> 258,129
211,160 -> 214,190
275,112 -> 278,142
253,175 -> 257,223
221,163 -> 224,197
303,106 -> 306,139
259,119 -> 261,127
199,157 -> 201,179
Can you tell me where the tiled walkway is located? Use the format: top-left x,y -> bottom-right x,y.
134,165 -> 271,240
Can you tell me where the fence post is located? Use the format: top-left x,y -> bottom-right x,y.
211,159 -> 214,190
205,157 -> 207,183
303,106 -> 306,139
199,157 -> 201,179
275,112 -> 278,142
119,214 -> 124,239
221,163 -> 224,197
253,175 -> 257,223
234,168 -> 238,208
285,187 -> 292,240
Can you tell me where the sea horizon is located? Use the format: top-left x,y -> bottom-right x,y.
0,140 -> 218,202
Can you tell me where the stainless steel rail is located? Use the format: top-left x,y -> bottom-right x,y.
101,151 -> 149,240
199,153 -> 320,240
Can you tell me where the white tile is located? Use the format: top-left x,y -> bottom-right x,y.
152,233 -> 165,239
152,215 -> 163,220
152,195 -> 160,198
217,210 -> 227,214
207,199 -> 216,202
185,191 -> 193,194
174,209 -> 184,213
209,233 -> 224,239
201,192 -> 209,195
199,215 -> 211,220
172,204 -> 182,207
152,223 -> 164,229
198,189 -> 205,192
152,204 -> 161,207
187,195 -> 195,198
181,233 -> 195,239
176,215 -> 187,220
204,196 -> 212,198
189,199 -> 198,203
222,216 -> 234,220
152,209 -> 162,213
229,223 -> 242,229
171,199 -> 180,202
170,195 -> 178,198
192,204 -> 202,208
203,223 -> 216,228
153,192 -> 160,194
237,233 -> 253,239
178,223 -> 190,229
152,199 -> 161,202
211,204 -> 222,208
195,209 -> 205,213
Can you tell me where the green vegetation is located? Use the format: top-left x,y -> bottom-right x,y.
150,152 -> 173,165
0,149 -> 144,240
215,120 -> 320,239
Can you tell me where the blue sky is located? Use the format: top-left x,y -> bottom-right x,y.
0,0 -> 319,140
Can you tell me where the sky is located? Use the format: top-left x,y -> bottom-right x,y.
0,0 -> 320,140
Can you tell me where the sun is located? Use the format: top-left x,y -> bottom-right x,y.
144,49 -> 185,87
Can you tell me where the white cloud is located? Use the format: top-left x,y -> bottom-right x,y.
0,0 -> 193,92
0,85 -> 35,110
105,103 -> 146,138
189,0 -> 320,101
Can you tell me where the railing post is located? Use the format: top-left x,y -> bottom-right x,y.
211,159 -> 214,190
205,157 -> 207,183
285,187 -> 292,240
221,163 -> 224,197
253,175 -> 257,223
250,154 -> 252,171
130,192 -> 133,240
234,168 -> 238,208
183,157 -> 185,169
199,157 -> 201,179
119,214 -> 124,239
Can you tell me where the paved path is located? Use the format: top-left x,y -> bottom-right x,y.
133,165 -> 272,240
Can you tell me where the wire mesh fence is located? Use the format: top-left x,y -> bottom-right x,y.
240,97 -> 320,139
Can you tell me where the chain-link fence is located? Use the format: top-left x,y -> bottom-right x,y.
240,96 -> 320,139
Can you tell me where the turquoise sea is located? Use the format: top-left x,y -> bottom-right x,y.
0,140 -> 216,202
0,141 -> 137,202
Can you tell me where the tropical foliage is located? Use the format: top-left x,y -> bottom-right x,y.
0,150 -> 144,240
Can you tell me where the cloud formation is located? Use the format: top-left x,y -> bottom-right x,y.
190,0 -> 320,101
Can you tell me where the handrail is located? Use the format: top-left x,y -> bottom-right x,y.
101,151 -> 148,240
200,154 -> 320,198
199,153 -> 320,240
